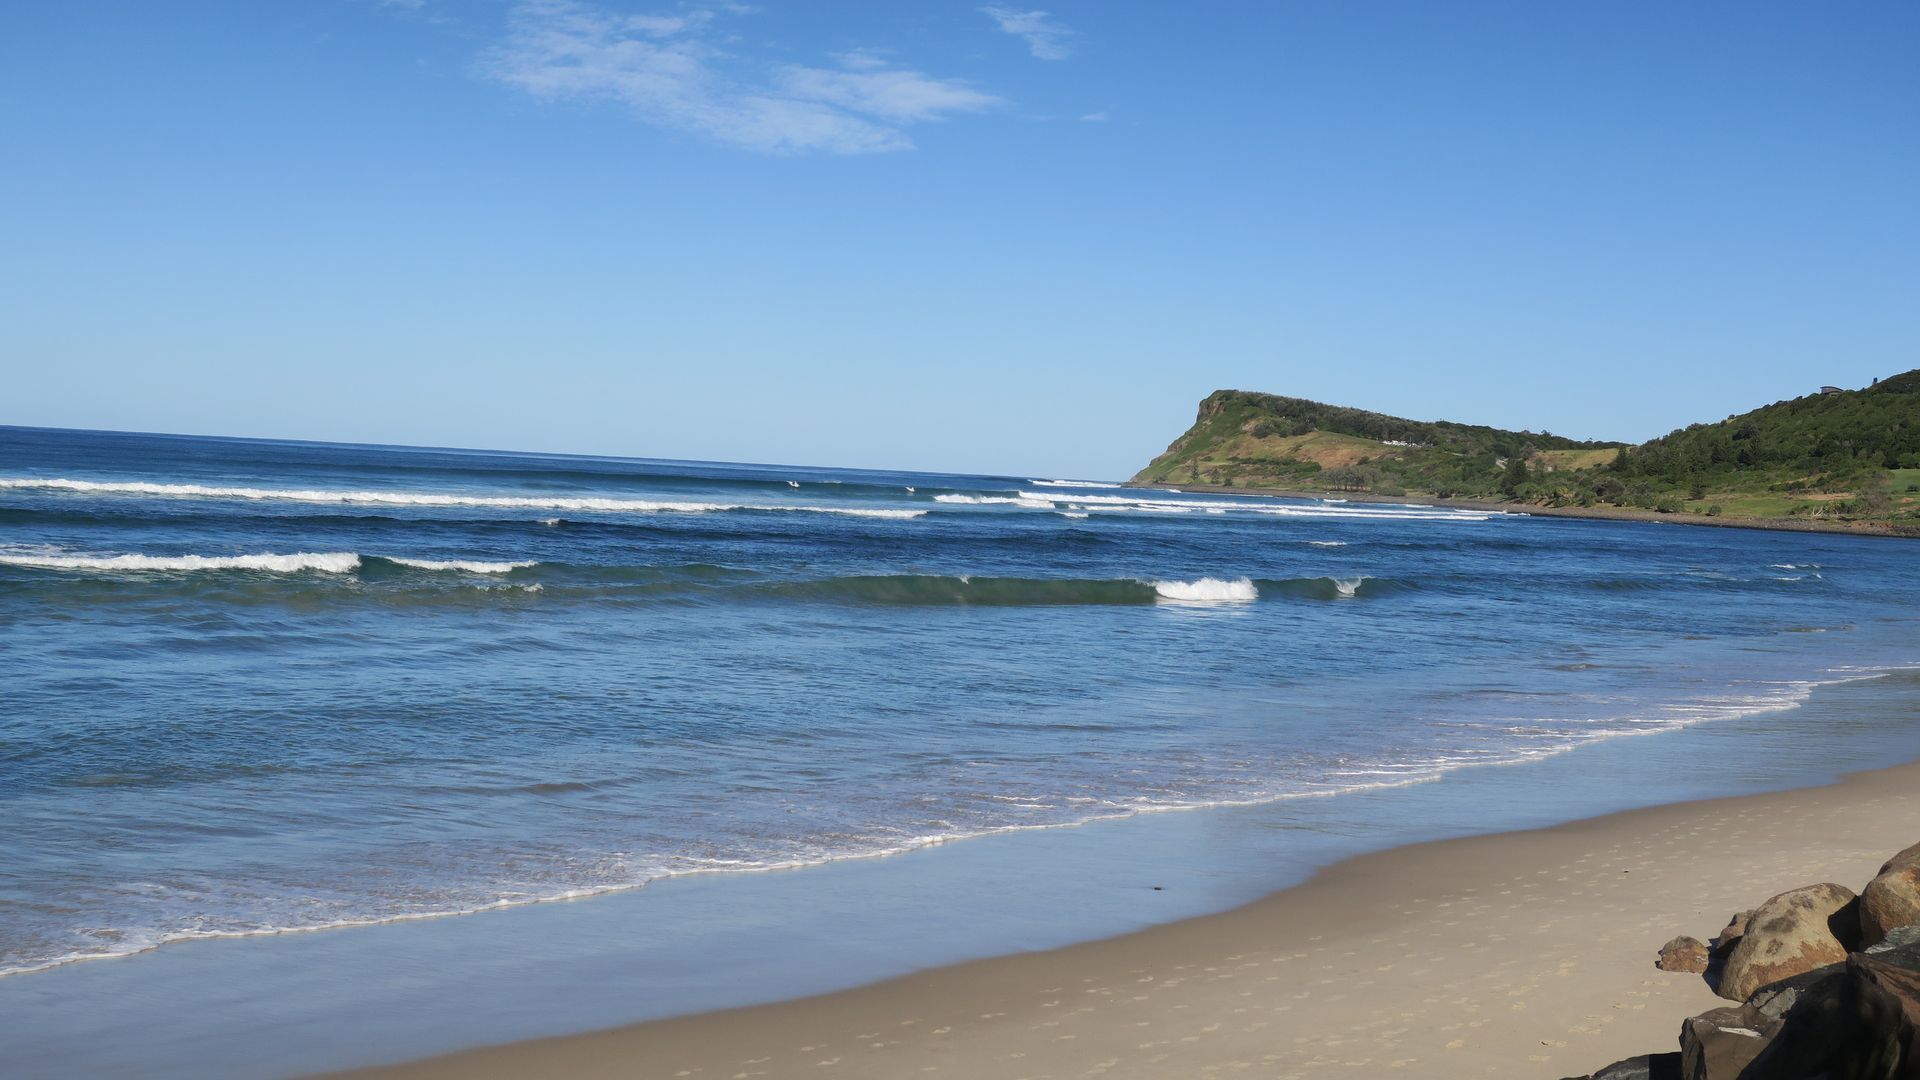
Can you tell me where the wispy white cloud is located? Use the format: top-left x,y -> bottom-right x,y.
979,6 -> 1074,61
484,1 -> 1002,154
833,48 -> 892,72
1079,111 -> 1108,122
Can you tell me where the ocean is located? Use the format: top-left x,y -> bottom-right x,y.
3,424 -> 1919,1073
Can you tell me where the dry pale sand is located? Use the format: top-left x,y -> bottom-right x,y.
338,762 -> 1920,1080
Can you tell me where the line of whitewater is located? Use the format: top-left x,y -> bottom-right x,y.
1014,490 -> 1501,521
0,552 -> 533,573
0,478 -> 927,520
0,559 -> 1373,604
3,670 -> 1884,982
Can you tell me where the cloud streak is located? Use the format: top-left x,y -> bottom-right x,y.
485,1 -> 1002,154
980,6 -> 1074,60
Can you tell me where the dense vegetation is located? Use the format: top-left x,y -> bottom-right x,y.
1134,390 -> 1620,498
1134,371 -> 1920,526
1598,370 -> 1920,517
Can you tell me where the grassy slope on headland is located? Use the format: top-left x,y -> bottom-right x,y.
1132,370 -> 1920,536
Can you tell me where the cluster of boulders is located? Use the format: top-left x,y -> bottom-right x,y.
1565,841 -> 1920,1080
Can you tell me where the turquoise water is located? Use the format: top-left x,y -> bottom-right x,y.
2,425 -> 1918,1076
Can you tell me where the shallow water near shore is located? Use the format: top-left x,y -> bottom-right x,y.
4,671 -> 1920,1079
2,426 -> 1919,1077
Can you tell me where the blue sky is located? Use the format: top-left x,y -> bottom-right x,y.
2,2 -> 1915,477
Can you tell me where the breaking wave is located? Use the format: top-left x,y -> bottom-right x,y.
0,551 -> 364,573
1,552 -> 1417,608
0,478 -> 926,520
0,550 -> 542,575
1152,577 -> 1259,602
933,494 -> 1052,508
383,557 -> 538,574
1010,491 -> 1497,522
753,574 -> 1358,606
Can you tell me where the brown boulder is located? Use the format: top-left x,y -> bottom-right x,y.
1718,883 -> 1860,1002
1745,961 -> 1843,1023
1710,910 -> 1752,959
1659,935 -> 1710,974
1860,841 -> 1920,948
1679,1005 -> 1777,1080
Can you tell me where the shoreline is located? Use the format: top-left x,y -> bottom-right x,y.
1124,480 -> 1920,538
334,754 -> 1920,1079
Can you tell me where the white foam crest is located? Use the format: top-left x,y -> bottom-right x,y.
0,478 -> 926,520
1016,490 -> 1495,522
1057,511 -> 1090,519
1332,576 -> 1369,598
1028,479 -> 1123,489
829,507 -> 928,519
1152,577 -> 1259,602
385,557 -> 537,574
0,551 -> 361,573
1307,540 -> 1349,547
934,493 -> 1054,509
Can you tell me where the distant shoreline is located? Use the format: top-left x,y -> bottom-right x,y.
1125,481 -> 1920,539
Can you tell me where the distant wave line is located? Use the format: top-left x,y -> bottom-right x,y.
1,559 -> 1402,604
0,478 -> 927,520
1011,491 -> 1499,521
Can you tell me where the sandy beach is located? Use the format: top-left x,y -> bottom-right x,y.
333,759 -> 1920,1079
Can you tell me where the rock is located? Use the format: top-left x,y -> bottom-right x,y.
1867,922 -> 1920,957
1861,841 -> 1920,948
1659,935 -> 1710,973
1680,1005 -> 1777,1080
1718,882 -> 1861,1001
1711,909 -> 1752,959
1745,961 -> 1842,1023
1741,947 -> 1920,1079
1849,950 -> 1920,1069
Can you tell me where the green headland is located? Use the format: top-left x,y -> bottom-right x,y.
1133,370 -> 1920,534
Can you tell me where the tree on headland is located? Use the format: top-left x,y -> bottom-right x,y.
1500,457 -> 1530,497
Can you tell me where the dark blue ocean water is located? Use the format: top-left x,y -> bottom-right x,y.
3,424 -> 1917,983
